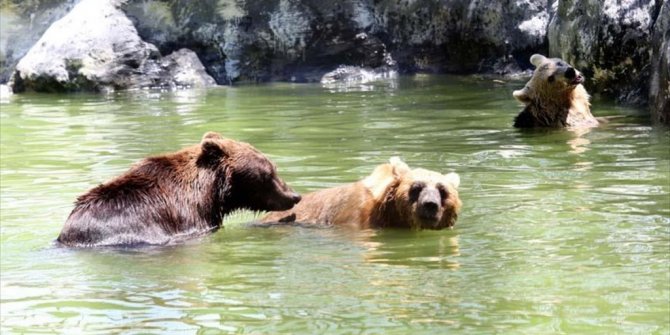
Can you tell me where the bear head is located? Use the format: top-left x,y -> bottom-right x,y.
513,54 -> 586,105
379,157 -> 462,230
198,131 -> 301,212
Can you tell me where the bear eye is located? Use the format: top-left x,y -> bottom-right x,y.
408,182 -> 425,202
436,183 -> 448,200
548,74 -> 555,83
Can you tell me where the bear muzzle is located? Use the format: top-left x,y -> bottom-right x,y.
565,67 -> 584,85
288,192 -> 302,205
273,191 -> 301,211
416,188 -> 442,223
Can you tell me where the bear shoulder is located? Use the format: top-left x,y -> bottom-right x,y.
513,106 -> 538,128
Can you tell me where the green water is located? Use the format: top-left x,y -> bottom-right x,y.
1,76 -> 669,334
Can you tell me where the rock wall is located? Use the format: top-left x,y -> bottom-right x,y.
548,0 -> 659,106
650,1 -> 669,125
548,0 -> 668,125
124,0 -> 550,83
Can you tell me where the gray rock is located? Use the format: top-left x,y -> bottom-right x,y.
160,49 -> 218,88
9,0 -> 215,93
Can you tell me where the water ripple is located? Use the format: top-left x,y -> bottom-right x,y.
1,77 -> 668,334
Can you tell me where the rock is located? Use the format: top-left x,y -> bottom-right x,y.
160,49 -> 218,88
547,0 -> 657,106
126,48 -> 218,90
320,65 -> 397,85
9,0 -> 215,93
650,1 -> 669,125
9,0 -> 150,92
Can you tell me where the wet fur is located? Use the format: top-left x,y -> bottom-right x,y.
261,163 -> 397,228
513,54 -> 597,128
57,132 -> 299,247
262,159 -> 461,230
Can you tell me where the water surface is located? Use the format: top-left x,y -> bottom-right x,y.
1,76 -> 669,334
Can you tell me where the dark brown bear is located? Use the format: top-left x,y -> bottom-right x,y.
261,157 -> 462,230
57,132 -> 301,247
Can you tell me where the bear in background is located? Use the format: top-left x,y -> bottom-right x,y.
513,54 -> 598,128
261,157 -> 462,230
57,132 -> 301,247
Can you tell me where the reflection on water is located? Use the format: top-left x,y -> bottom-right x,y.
566,128 -> 593,155
1,76 -> 669,334
362,231 -> 461,270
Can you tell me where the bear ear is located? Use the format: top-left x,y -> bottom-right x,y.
444,172 -> 460,189
389,156 -> 410,176
199,139 -> 228,161
530,54 -> 547,67
363,159 -> 405,200
202,131 -> 223,141
513,87 -> 532,104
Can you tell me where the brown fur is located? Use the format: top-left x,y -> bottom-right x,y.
513,54 -> 598,128
261,158 -> 462,230
57,132 -> 300,247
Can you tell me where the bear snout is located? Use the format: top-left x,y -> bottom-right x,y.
565,67 -> 584,85
416,188 -> 441,221
288,192 -> 302,205
271,189 -> 301,211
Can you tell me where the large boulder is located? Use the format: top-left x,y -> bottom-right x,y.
9,0 -> 214,93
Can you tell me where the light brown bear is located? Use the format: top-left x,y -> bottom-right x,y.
513,54 -> 598,128
261,157 -> 462,230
